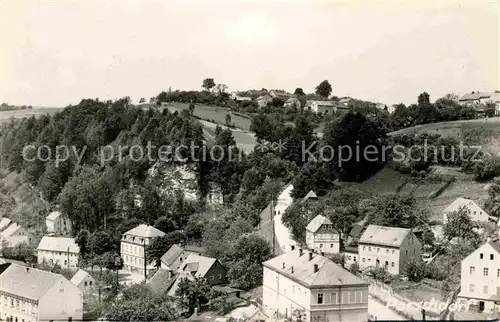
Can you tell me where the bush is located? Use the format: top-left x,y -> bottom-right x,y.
367,267 -> 393,283
404,259 -> 426,282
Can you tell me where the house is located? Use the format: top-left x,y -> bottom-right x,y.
459,92 -> 492,105
457,240 -> 500,313
269,90 -> 292,100
45,211 -> 72,236
358,225 -> 422,275
0,222 -> 31,249
305,215 -> 340,254
342,247 -> 360,268
121,224 -> 166,278
347,223 -> 365,245
262,248 -> 369,321
256,94 -> 273,108
147,268 -> 178,295
37,236 -> 80,269
301,190 -> 318,205
70,269 -> 96,295
284,97 -> 302,108
306,100 -> 336,114
160,244 -> 206,271
487,93 -> 500,115
0,263 -> 83,322
443,197 -> 489,224
167,253 -> 228,296
0,218 -> 12,232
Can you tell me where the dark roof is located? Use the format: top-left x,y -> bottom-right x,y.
147,268 -> 177,295
349,224 -> 364,238
0,257 -> 28,266
160,244 -> 184,267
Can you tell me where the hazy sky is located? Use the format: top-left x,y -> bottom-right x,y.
1,0 -> 498,107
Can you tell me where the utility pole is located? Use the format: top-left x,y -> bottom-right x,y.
143,240 -> 147,282
67,246 -> 70,270
271,199 -> 275,256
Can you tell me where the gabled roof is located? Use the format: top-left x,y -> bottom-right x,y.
263,249 -> 367,288
359,225 -> 411,248
0,218 -> 12,232
0,222 -> 24,238
349,223 -> 365,238
443,197 -> 485,214
0,263 -> 67,300
147,268 -> 178,294
459,92 -> 491,101
487,240 -> 500,253
124,224 -> 166,238
37,236 -> 80,253
70,269 -> 94,286
178,254 -> 220,278
306,215 -> 334,233
160,244 -> 185,267
46,211 -> 62,221
301,190 -> 318,203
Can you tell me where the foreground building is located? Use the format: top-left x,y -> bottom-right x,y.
305,215 -> 340,254
442,197 -> 489,224
37,236 -> 80,269
121,224 -> 165,277
458,240 -> 500,313
45,211 -> 72,236
262,249 -> 369,321
0,263 -> 83,322
358,225 -> 421,275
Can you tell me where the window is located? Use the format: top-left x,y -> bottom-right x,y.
385,261 -> 388,267
64,260 -> 67,266
386,249 -> 389,253
362,258 -> 366,262
368,247 -> 371,251
363,246 -> 366,250
392,250 -> 395,254
331,293 -> 337,304
406,250 -> 408,255
480,253 -> 483,259
483,268 -> 489,276
483,285 -> 488,294
354,257 -> 356,262
490,254 -> 494,260
210,276 -> 214,280
89,281 -> 93,286
470,266 -> 475,274
317,293 -> 323,304
349,292 -> 356,303
319,244 -> 323,248
84,282 -> 87,286
391,262 -> 395,267
497,269 -> 500,277
377,248 -> 380,252
341,292 -> 348,304
469,284 -> 474,292
330,244 -> 333,248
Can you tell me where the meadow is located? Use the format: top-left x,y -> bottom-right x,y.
0,107 -> 63,124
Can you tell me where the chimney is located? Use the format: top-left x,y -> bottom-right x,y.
194,308 -> 199,316
314,264 -> 319,273
321,252 -> 325,257
282,262 -> 285,269
25,267 -> 29,273
308,252 -> 313,261
168,270 -> 173,279
291,245 -> 295,251
291,266 -> 294,274
299,249 -> 303,256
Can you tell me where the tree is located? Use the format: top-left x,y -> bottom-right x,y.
365,195 -> 429,228
75,229 -> 91,257
202,78 -> 216,92
330,253 -> 346,268
291,161 -> 337,199
89,231 -> 116,256
421,230 -> 436,246
225,113 -> 232,127
189,102 -> 195,114
294,88 -> 305,96
214,84 -> 228,95
176,276 -> 211,313
443,207 -> 477,240
315,80 -> 332,98
405,258 -> 426,282
139,97 -> 146,103
154,216 -> 177,234
348,262 -> 360,275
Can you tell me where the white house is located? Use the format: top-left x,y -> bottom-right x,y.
0,222 -> 31,249
306,100 -> 336,114
37,236 -> 80,269
457,240 -> 500,313
459,92 -> 492,105
284,97 -> 302,108
442,197 -> 489,224
358,225 -> 422,275
262,248 -> 369,321
256,94 -> 273,108
0,263 -> 83,322
70,269 -> 96,296
45,211 -> 72,236
305,215 -> 340,254
121,224 -> 165,279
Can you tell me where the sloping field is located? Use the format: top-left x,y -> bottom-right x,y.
0,107 -> 63,124
347,167 -> 409,196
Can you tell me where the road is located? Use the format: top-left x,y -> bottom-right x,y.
368,296 -> 407,321
273,183 -> 297,252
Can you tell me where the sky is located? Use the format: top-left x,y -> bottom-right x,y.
0,0 -> 498,107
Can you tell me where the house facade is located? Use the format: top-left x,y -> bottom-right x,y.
306,100 -> 336,114
256,94 -> 273,108
305,215 -> 340,254
284,97 -> 302,108
0,263 -> 83,322
121,224 -> 166,278
262,249 -> 369,321
37,236 -> 80,269
458,240 -> 500,313
0,222 -> 31,249
459,92 -> 492,105
70,269 -> 96,295
442,197 -> 489,224
45,211 -> 72,236
358,225 -> 421,275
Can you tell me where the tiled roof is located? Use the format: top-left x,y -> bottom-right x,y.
488,240 -> 500,253
37,236 -> 80,253
0,257 -> 28,266
359,225 -> 411,248
70,269 -> 94,286
306,215 -> 333,233
0,263 -> 67,300
263,249 -> 367,288
443,197 -> 485,214
46,211 -> 62,221
178,254 -> 218,278
124,224 -> 166,238
0,218 -> 12,232
160,244 -> 184,267
147,268 -> 177,295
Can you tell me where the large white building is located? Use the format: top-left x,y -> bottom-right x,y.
305,215 -> 340,254
358,225 -> 421,275
442,197 -> 489,224
37,236 -> 80,269
458,240 -> 500,313
121,224 -> 165,278
0,263 -> 83,322
45,211 -> 72,236
262,248 -> 369,322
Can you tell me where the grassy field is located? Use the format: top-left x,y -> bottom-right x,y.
343,168 -> 409,196
0,107 -> 63,124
